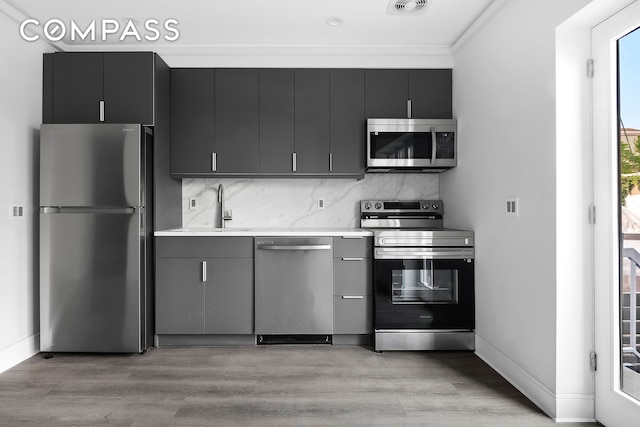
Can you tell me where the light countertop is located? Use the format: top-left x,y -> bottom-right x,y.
154,227 -> 373,237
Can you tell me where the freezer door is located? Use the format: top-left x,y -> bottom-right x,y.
40,211 -> 144,353
40,124 -> 144,207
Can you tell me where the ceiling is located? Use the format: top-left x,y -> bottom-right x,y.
1,0 -> 496,65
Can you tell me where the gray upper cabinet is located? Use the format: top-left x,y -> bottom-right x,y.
170,68 -> 262,176
365,69 -> 452,119
103,53 -> 155,124
294,69 -> 331,174
43,52 -> 155,125
170,68 -> 215,175
169,67 -> 451,178
215,69 -> 260,174
330,70 -> 365,176
259,69 -> 295,174
409,69 -> 452,119
365,69 -> 409,119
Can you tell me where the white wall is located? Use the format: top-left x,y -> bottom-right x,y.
441,0 -> 591,420
0,12 -> 52,373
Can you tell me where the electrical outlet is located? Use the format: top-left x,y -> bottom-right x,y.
506,197 -> 519,216
9,205 -> 24,219
318,198 -> 325,210
189,197 -> 198,210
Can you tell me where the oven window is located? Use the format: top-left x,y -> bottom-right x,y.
391,260 -> 458,304
369,132 -> 431,159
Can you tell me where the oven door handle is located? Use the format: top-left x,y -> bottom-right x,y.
374,247 -> 474,260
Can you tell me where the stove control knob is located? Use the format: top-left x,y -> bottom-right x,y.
375,202 -> 382,210
421,202 -> 429,210
432,203 -> 440,211
364,202 -> 372,210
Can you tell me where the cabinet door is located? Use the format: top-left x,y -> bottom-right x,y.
156,258 -> 205,334
365,69 -> 409,119
170,69 -> 215,175
259,69 -> 295,174
334,258 -> 371,296
205,258 -> 254,334
103,52 -> 154,125
52,52 -> 103,123
330,70 -> 365,176
294,69 -> 331,173
214,69 -> 260,174
409,69 -> 452,119
334,296 -> 372,334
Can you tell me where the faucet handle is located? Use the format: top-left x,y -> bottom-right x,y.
224,209 -> 233,221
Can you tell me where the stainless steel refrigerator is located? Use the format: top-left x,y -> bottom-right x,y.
39,123 -> 153,353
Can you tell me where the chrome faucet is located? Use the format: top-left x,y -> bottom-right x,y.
217,184 -> 232,228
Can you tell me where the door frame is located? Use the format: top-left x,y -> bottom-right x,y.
592,1 -> 640,424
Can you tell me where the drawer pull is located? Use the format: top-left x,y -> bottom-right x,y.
342,257 -> 364,261
201,261 -> 207,282
342,295 -> 364,299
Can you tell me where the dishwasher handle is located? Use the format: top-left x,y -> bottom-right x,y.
257,244 -> 331,251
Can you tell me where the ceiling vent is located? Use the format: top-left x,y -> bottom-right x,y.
387,0 -> 430,16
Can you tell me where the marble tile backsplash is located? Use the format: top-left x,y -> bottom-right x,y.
182,174 -> 438,228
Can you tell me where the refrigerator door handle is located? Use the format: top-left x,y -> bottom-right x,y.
40,207 -> 143,214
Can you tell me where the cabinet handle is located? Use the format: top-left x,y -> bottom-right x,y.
407,99 -> 412,119
211,153 -> 217,172
342,296 -> 364,299
99,100 -> 105,122
201,261 -> 207,282
329,153 -> 333,172
292,152 -> 297,172
342,257 -> 364,261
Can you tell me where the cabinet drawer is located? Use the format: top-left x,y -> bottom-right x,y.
156,236 -> 253,258
334,258 -> 371,296
334,295 -> 372,335
333,236 -> 372,258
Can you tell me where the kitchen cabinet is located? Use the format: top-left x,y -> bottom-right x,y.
294,69 -> 331,174
330,69 -> 365,176
215,69 -> 260,174
171,68 -> 261,176
155,236 -> 254,336
170,68 -> 215,175
169,67 -> 450,177
365,69 -> 452,119
43,52 -> 155,124
333,236 -> 373,343
259,69 -> 294,174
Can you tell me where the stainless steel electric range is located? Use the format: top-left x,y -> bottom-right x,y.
360,200 -> 475,352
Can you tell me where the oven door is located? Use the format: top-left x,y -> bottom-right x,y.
374,251 -> 474,330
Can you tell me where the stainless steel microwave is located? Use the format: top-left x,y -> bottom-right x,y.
366,118 -> 457,172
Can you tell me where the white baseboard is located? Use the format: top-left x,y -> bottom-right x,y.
475,335 -> 595,422
0,333 -> 39,374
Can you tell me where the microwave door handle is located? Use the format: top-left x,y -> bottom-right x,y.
430,127 -> 437,165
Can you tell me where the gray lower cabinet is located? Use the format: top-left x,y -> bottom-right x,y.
155,237 -> 254,339
333,236 -> 372,344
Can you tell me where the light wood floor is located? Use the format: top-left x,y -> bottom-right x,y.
0,346 -> 600,426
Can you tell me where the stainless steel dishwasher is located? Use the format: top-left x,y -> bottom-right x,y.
255,237 -> 333,344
